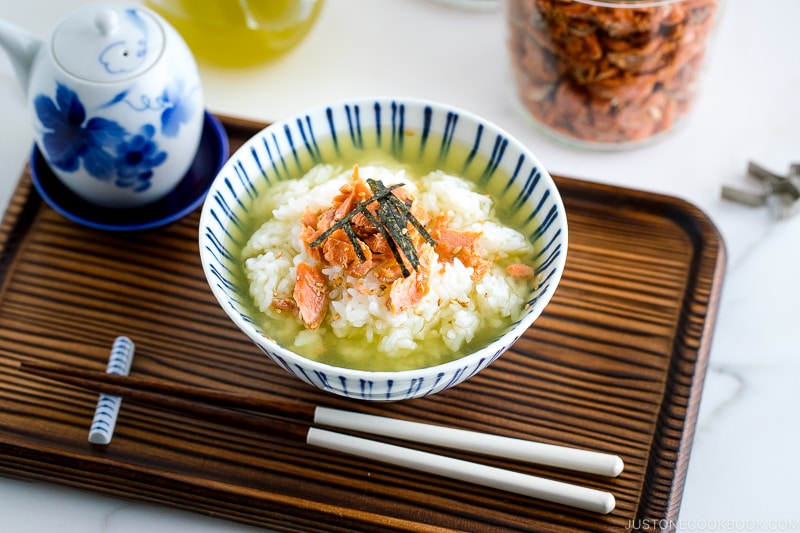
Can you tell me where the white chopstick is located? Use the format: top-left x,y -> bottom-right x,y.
306,427 -> 616,514
314,407 -> 624,477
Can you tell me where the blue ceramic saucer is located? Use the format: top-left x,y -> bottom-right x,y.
30,111 -> 228,232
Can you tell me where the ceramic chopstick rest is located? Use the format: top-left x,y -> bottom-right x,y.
88,336 -> 135,445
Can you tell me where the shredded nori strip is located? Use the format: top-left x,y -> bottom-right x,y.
308,183 -> 403,247
342,223 -> 367,263
370,180 -> 436,247
308,178 -> 436,277
360,207 -> 412,277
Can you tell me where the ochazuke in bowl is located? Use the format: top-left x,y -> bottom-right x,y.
199,97 -> 567,401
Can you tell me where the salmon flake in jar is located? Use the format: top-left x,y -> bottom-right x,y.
505,0 -> 720,148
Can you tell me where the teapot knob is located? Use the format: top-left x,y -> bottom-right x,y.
94,9 -> 119,36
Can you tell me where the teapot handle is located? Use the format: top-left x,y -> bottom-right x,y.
0,18 -> 42,93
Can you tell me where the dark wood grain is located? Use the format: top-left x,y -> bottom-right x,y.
0,115 -> 726,532
18,359 -> 319,424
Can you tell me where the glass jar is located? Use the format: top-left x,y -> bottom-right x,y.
505,0 -> 721,149
144,0 -> 325,68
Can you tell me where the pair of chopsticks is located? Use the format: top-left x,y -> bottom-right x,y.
18,359 -> 623,514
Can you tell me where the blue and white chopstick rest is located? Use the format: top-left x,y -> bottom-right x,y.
88,336 -> 135,445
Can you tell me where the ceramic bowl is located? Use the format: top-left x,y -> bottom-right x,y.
198,97 -> 568,401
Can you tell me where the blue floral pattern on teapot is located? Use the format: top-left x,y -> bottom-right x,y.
34,80 -> 198,193
35,83 -> 161,192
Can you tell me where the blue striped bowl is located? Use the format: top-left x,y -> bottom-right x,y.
198,97 -> 567,401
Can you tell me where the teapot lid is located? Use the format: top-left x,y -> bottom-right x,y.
52,4 -> 164,83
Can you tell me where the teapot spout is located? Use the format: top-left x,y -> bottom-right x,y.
0,19 -> 42,93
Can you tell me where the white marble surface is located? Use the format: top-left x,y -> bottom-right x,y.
1,1 -> 799,531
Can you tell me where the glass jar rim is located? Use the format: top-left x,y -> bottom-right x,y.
569,0 -> 701,7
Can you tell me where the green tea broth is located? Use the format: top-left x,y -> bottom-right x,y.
229,129 -> 540,371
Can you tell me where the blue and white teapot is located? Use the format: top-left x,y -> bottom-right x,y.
0,3 -> 204,208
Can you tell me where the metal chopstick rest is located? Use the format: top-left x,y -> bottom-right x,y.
722,160 -> 800,219
88,336 -> 135,445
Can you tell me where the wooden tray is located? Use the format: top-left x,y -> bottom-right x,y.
0,115 -> 725,532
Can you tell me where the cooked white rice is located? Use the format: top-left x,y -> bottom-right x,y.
242,163 -> 534,367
